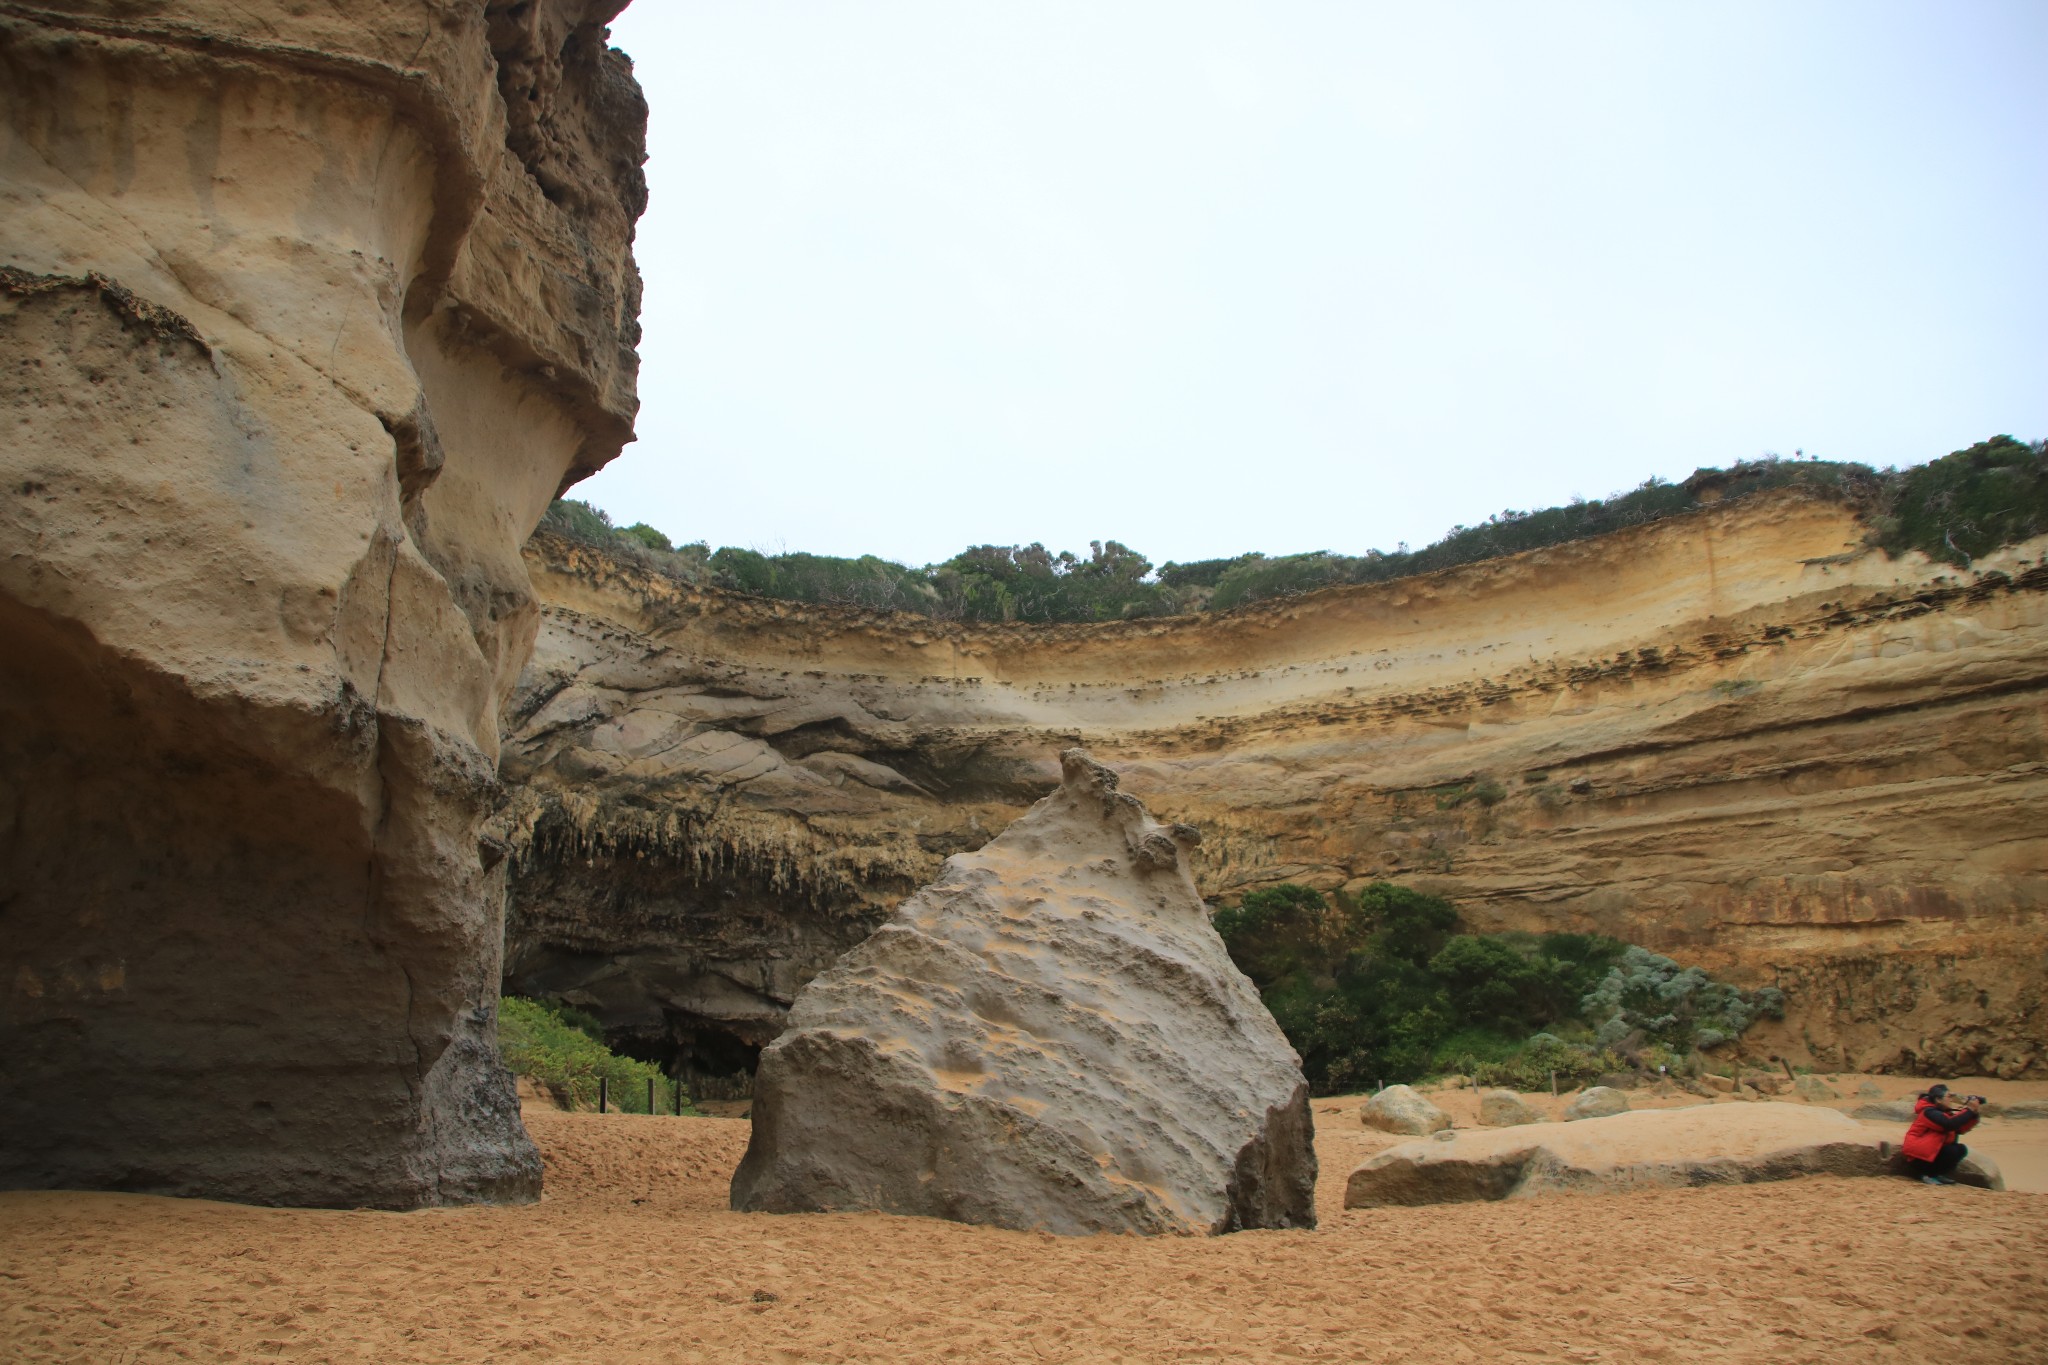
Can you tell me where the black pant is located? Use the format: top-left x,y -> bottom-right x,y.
1908,1142 -> 1967,1178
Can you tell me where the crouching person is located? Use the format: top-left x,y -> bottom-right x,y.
1902,1083 -> 1981,1185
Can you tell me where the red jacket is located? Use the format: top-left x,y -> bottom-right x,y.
1901,1096 -> 1978,1162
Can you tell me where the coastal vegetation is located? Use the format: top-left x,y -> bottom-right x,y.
538,436 -> 2046,621
1210,881 -> 1783,1095
498,996 -> 694,1114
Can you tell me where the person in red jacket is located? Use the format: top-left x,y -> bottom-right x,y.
1901,1083 -> 1982,1185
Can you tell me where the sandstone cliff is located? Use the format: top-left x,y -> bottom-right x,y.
1,0 -> 644,1205
504,490 -> 2047,1087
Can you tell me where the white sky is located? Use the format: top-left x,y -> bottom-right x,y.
575,1 -> 2047,568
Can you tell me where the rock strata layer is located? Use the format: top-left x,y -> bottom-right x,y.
729,750 -> 1317,1235
505,497 -> 2048,1083
1344,1103 -> 2001,1207
1,0 -> 645,1205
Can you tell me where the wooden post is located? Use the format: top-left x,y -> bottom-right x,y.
1551,1070 -> 1558,1097
599,1076 -> 608,1114
647,1076 -> 655,1114
674,1078 -> 683,1116
1780,1058 -> 1797,1083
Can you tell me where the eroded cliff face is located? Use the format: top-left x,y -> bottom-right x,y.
504,491 -> 2048,1088
1,1 -> 644,1205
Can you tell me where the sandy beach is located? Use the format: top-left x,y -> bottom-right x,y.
4,1076 -> 2044,1364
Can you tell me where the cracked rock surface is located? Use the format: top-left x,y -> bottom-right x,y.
729,749 -> 1317,1235
1,0 -> 645,1206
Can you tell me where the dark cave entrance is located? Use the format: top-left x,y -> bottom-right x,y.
606,1010 -> 765,1102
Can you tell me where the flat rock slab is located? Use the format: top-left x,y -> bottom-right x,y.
1988,1099 -> 2048,1120
1345,1102 -> 2003,1208
730,750 -> 1316,1235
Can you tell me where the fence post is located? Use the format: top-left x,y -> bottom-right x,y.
673,1078 -> 683,1117
647,1076 -> 655,1115
1551,1070 -> 1558,1098
599,1076 -> 608,1114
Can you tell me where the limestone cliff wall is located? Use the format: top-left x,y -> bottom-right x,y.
1,0 -> 644,1205
505,490 -> 2048,1086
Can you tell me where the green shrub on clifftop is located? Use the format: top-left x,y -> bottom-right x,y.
536,436 -> 2045,622
1874,435 -> 2048,567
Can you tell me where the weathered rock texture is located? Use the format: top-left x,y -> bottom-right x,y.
1563,1087 -> 1631,1121
1479,1090 -> 1544,1127
728,750 -> 1317,1235
504,494 -> 2048,1085
1360,1085 -> 1452,1136
1344,1102 -> 2002,1207
0,1 -> 644,1205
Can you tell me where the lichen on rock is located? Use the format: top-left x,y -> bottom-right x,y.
729,750 -> 1317,1235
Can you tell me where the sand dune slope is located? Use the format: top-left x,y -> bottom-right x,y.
2,1108 -> 2043,1364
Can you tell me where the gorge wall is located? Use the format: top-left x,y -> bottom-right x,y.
1,0 -> 644,1205
503,490 -> 2048,1090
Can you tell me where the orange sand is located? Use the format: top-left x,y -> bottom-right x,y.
5,1083 -> 2046,1364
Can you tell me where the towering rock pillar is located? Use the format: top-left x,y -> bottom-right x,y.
0,1 -> 646,1206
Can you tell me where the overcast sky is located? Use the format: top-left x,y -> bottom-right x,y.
575,1 -> 2047,569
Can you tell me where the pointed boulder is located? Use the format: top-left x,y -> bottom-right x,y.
729,749 -> 1316,1234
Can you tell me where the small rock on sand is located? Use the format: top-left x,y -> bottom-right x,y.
1853,1101 -> 1917,1122
1562,1086 -> 1629,1121
1361,1085 -> 1452,1136
1478,1090 -> 1544,1127
1794,1075 -> 1840,1102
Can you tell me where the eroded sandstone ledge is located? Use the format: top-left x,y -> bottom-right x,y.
1,0 -> 644,1205
504,489 -> 2047,1088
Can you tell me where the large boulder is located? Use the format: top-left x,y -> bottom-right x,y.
1479,1090 -> 1545,1127
729,750 -> 1316,1235
1563,1086 -> 1631,1121
1362,1085 -> 1453,1136
1,1 -> 645,1207
1345,1102 -> 2002,1207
